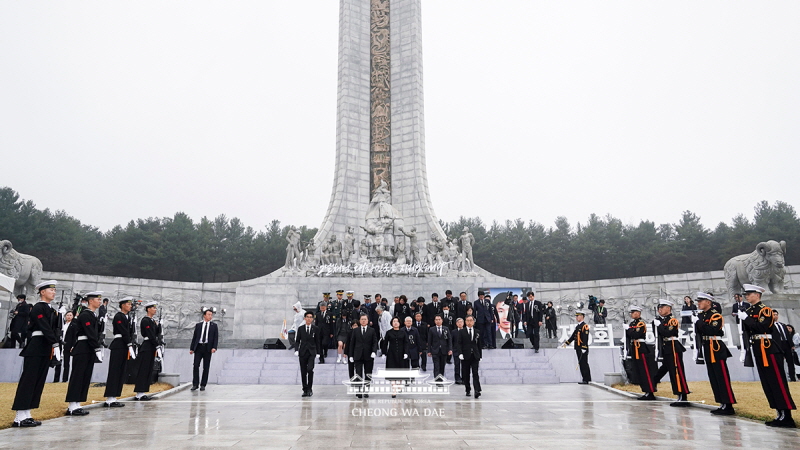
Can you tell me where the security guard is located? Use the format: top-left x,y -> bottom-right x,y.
654,299 -> 690,407
103,297 -> 136,407
737,284 -> 796,427
626,305 -> 657,400
563,311 -> 591,384
11,280 -> 60,427
65,291 -> 104,416
694,292 -> 736,415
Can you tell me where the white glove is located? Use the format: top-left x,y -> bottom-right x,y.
653,319 -> 661,327
295,351 -> 299,356
156,347 -> 163,359
53,347 -> 62,362
349,357 -> 354,362
95,349 -> 104,363
458,354 -> 464,360
403,354 -> 408,359
382,354 -> 386,359
128,346 -> 137,359
370,352 -> 376,359
739,348 -> 746,363
737,311 -> 748,321
692,314 -> 701,324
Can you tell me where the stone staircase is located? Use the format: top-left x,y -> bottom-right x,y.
217,348 -> 560,385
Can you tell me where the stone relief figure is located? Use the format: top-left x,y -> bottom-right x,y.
400,226 -> 419,265
284,227 -> 302,270
426,235 -> 445,266
394,233 -> 407,265
459,227 -> 475,270
329,235 -> 343,265
303,240 -> 319,269
358,238 -> 370,263
361,223 -> 384,259
342,226 -> 356,264
0,240 -> 43,296
724,240 -> 787,297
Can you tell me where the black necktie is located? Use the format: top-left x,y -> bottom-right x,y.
438,327 -> 442,335
201,322 -> 208,343
469,328 -> 473,340
306,326 -> 310,334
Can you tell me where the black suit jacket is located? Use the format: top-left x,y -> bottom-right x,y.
403,327 -> 423,352
348,326 -> 378,361
315,311 -> 335,338
63,321 -> 78,352
296,324 -> 321,357
423,302 -> 442,325
414,321 -> 429,351
190,321 -> 219,352
455,301 -> 473,320
524,300 -> 544,325
455,327 -> 482,360
427,325 -> 452,355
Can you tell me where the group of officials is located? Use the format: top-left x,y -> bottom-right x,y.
10,280 -> 168,428
290,289 -> 503,398
625,284 -> 796,428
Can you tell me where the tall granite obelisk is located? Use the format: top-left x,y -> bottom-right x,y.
315,0 -> 445,253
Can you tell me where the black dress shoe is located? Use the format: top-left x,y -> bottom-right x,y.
104,402 -> 125,408
12,418 -> 39,428
711,408 -> 735,415
578,381 -> 589,385
768,418 -> 797,428
320,359 -> 325,364
670,401 -> 690,407
308,390 -> 313,397
637,393 -> 656,401
66,408 -> 89,416
364,394 -> 369,398
136,395 -> 152,401
200,386 -> 206,391
474,392 -> 481,399
302,391 -> 309,397
356,394 -> 363,399
465,391 -> 471,397
191,386 -> 198,391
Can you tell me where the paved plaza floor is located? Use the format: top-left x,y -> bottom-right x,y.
1,384 -> 798,449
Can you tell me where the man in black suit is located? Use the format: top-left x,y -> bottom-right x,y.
12,281 -> 60,427
455,292 -> 472,321
427,315 -> 452,380
413,313 -> 429,371
524,291 -> 544,353
10,294 -> 32,348
423,293 -> 442,326
773,311 -> 797,382
403,317 -> 423,369
190,308 -> 219,391
315,302 -> 334,363
98,298 -> 109,343
348,314 -> 378,398
474,292 -> 498,349
295,311 -> 321,397
456,315 -> 482,398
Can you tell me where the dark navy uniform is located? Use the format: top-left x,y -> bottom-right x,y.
626,317 -> 657,395
65,309 -> 102,407
696,307 -> 736,409
565,319 -> 591,383
657,314 -> 690,397
12,301 -> 59,411
104,311 -> 134,400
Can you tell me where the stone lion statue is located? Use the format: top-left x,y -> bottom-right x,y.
724,240 -> 786,297
0,240 -> 43,296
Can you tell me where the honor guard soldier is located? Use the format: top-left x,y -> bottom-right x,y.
694,292 -> 736,415
134,300 -> 160,401
626,305 -> 657,400
329,289 -> 344,320
653,299 -> 691,406
104,297 -> 136,407
563,311 -> 591,384
11,280 -> 61,427
65,291 -> 104,416
737,284 -> 796,427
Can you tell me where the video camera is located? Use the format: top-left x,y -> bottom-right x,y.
587,295 -> 598,311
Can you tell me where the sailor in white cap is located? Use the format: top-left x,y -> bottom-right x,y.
11,281 -> 60,427
134,300 -> 160,401
625,305 -> 657,400
694,291 -> 737,415
103,297 -> 137,407
737,284 -> 796,427
652,299 -> 691,407
64,291 -> 104,416
562,311 -> 591,384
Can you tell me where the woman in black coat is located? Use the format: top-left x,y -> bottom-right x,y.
383,318 -> 409,369
680,296 -> 697,327
544,302 -> 558,339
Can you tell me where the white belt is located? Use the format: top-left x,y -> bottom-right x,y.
752,334 -> 772,340
634,339 -> 647,342
31,331 -> 43,337
113,334 -> 123,338
702,336 -> 721,341
663,337 -> 680,341
77,336 -> 88,341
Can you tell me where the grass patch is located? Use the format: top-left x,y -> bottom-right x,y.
613,380 -> 800,426
0,381 -> 173,429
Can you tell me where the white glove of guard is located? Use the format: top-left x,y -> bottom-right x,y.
129,346 -> 137,359
370,352 -> 376,359
653,319 -> 661,327
458,354 -> 464,360
737,311 -> 748,321
382,354 -> 386,359
95,349 -> 104,363
692,314 -> 701,324
403,354 -> 408,359
53,347 -> 62,362
156,347 -> 163,359
295,351 -> 299,356
349,357 -> 354,363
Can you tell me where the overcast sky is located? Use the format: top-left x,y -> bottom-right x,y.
2,1 -> 799,234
